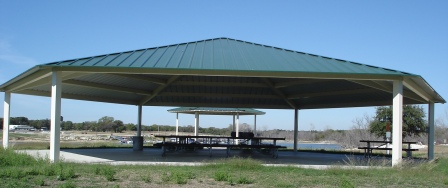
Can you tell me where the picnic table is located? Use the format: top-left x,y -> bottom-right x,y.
358,140 -> 419,158
154,135 -> 286,158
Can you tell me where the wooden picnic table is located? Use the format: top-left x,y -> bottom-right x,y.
358,140 -> 418,158
154,135 -> 286,158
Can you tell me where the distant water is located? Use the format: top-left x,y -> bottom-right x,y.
278,142 -> 342,150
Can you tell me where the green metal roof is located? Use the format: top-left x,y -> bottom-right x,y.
168,107 -> 265,115
44,37 -> 411,76
0,37 -> 444,110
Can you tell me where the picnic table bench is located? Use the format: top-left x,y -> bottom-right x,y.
358,140 -> 419,158
154,135 -> 286,158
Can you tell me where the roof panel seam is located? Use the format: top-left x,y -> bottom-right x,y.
116,51 -> 136,67
103,52 -> 123,67
162,45 -> 180,68
187,42 -> 197,68
140,48 -> 158,67
90,54 -> 110,66
130,48 -> 149,67
175,43 -> 188,68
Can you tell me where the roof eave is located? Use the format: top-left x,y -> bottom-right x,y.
0,66 -> 48,92
405,77 -> 446,104
47,66 -> 410,81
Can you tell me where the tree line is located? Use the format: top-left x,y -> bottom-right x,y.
0,116 -> 130,133
0,116 -> 236,135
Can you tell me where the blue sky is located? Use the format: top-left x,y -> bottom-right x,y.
1,1 -> 447,131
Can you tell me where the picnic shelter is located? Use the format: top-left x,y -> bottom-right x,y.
1,37 -> 445,166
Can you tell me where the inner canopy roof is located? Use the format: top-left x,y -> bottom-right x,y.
168,107 -> 265,115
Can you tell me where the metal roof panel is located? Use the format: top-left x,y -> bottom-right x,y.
38,38 -> 413,77
1,37 -> 444,106
168,107 -> 266,115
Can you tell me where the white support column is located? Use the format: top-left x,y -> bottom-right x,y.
236,113 -> 240,138
176,113 -> 179,136
50,71 -> 62,162
3,92 -> 11,148
233,115 -> 235,131
194,112 -> 199,136
392,80 -> 403,166
428,102 -> 435,160
137,105 -> 142,137
133,105 -> 144,151
254,115 -> 257,135
294,109 -> 299,152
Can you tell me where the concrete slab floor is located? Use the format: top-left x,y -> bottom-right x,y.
18,148 -> 380,169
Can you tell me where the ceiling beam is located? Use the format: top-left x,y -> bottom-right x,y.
17,89 -> 137,105
9,72 -> 92,93
63,80 -> 153,95
287,88 -> 376,99
260,78 -> 297,109
109,73 -> 167,85
403,78 -> 431,102
4,71 -> 52,92
62,72 -> 92,80
147,101 -> 288,109
300,100 -> 394,109
348,80 -> 391,93
300,96 -> 425,109
348,79 -> 427,103
159,92 -> 280,99
274,79 -> 330,88
139,75 -> 180,105
173,80 -> 266,88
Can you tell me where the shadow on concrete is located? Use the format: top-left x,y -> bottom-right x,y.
42,147 -> 364,166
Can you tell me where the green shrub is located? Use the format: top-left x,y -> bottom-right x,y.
67,167 -> 76,179
338,176 -> 355,188
24,166 -> 40,176
214,171 -> 231,181
4,179 -> 28,188
236,176 -> 253,184
58,181 -> 76,188
161,172 -> 171,183
56,163 -> 76,181
34,178 -> 45,186
160,170 -> 195,184
43,164 -> 57,176
174,174 -> 188,184
94,167 -> 101,175
102,167 -> 116,181
92,165 -> 116,181
227,177 -> 235,186
141,175 -> 152,183
1,168 -> 26,179
182,170 -> 196,180
0,148 -> 37,167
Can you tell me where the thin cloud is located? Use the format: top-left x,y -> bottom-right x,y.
0,54 -> 38,66
0,38 -> 39,83
0,39 -> 38,66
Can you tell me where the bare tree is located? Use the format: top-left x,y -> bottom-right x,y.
435,109 -> 448,144
238,123 -> 253,132
328,114 -> 380,149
